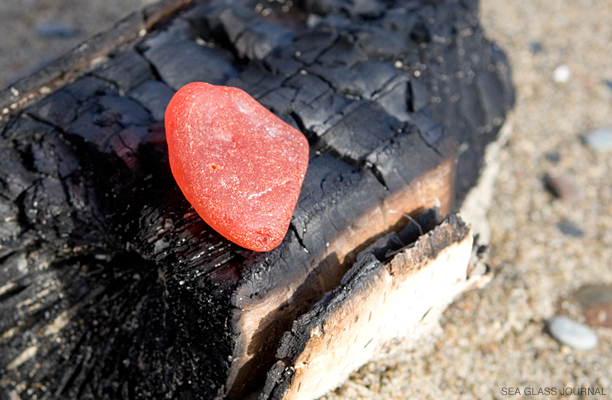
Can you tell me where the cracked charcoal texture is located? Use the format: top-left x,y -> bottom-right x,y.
0,0 -> 513,399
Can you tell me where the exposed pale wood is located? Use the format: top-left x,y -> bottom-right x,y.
261,214 -> 489,400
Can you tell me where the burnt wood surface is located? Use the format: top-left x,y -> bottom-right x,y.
0,0 -> 513,398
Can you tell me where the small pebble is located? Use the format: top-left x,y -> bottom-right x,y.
585,304 -> 612,328
573,284 -> 612,309
604,80 -> 612,92
544,151 -> 560,164
548,316 -> 598,350
583,127 -> 612,153
530,41 -> 543,54
553,64 -> 570,83
36,21 -> 81,39
556,221 -> 584,238
543,173 -> 581,202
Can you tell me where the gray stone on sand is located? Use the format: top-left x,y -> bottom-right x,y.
574,284 -> 612,309
548,316 -> 598,350
583,128 -> 612,153
556,221 -> 584,238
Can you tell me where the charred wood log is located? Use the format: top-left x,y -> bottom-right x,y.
0,0 -> 513,399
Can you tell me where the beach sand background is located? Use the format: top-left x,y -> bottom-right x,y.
1,0 -> 610,398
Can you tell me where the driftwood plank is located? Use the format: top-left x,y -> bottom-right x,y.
0,0 -> 513,398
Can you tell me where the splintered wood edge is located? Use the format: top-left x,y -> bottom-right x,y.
459,111 -> 514,243
262,214 -> 480,400
228,154 -> 456,395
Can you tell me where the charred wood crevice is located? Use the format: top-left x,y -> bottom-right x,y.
1,0 -> 513,398
89,51 -> 156,95
361,206 -> 441,263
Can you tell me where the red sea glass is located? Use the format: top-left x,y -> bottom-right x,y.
165,82 -> 309,252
